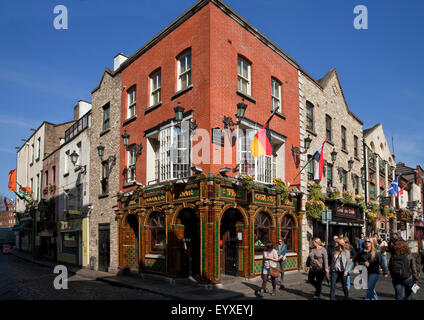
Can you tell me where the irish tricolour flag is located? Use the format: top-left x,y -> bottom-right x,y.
312,139 -> 327,182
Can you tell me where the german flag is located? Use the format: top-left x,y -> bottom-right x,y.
250,122 -> 275,157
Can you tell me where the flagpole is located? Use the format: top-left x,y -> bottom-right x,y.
289,156 -> 314,186
265,107 -> 278,125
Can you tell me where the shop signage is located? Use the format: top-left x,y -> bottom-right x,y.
174,187 -> 199,201
253,192 -> 275,205
336,206 -> 356,216
220,186 -> 246,201
144,193 -> 166,205
68,210 -> 82,215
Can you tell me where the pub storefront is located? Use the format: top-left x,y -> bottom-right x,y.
313,199 -> 364,245
116,174 -> 303,284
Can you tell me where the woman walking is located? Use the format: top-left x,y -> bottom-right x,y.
329,239 -> 350,300
388,240 -> 420,300
344,237 -> 356,291
257,241 -> 281,297
306,238 -> 329,300
355,237 -> 388,300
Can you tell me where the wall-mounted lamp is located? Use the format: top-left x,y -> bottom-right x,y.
191,166 -> 203,174
122,130 -> 143,156
291,135 -> 312,156
174,102 -> 197,132
222,99 -> 248,129
70,151 -> 87,174
348,157 -> 354,171
331,148 -> 338,162
97,144 -> 116,165
219,167 -> 231,177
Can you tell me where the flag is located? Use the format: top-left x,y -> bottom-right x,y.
397,183 -> 408,197
312,139 -> 327,182
8,169 -> 16,191
387,177 -> 399,195
250,122 -> 275,158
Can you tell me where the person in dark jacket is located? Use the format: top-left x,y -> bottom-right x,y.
344,237 -> 357,290
388,232 -> 399,255
389,240 -> 420,300
306,238 -> 329,300
355,237 -> 388,300
329,239 -> 350,300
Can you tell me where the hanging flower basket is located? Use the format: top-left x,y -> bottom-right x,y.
239,174 -> 254,191
327,187 -> 341,200
306,199 -> 325,219
382,205 -> 389,216
341,191 -> 355,204
368,211 -> 378,222
273,178 -> 289,203
388,213 -> 395,220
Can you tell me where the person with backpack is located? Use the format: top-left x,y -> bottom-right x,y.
329,239 -> 350,300
388,240 -> 420,300
306,238 -> 329,300
355,237 -> 388,300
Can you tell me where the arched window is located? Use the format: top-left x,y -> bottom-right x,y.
254,212 -> 272,254
281,214 -> 295,252
148,212 -> 165,253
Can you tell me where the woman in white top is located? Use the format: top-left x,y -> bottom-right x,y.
258,241 -> 281,297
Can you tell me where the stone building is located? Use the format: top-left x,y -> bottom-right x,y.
88,60 -> 122,273
299,68 -> 365,263
0,201 -> 15,228
363,123 -> 396,236
57,101 -> 92,267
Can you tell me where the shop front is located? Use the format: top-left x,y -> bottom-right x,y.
116,175 -> 303,284
57,217 -> 89,267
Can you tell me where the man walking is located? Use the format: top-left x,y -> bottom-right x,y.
275,238 -> 287,289
359,233 -> 365,251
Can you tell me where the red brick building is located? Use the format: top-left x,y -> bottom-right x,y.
0,202 -> 15,228
115,0 -> 303,284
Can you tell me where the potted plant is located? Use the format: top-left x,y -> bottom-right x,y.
327,187 -> 341,200
341,191 -> 355,204
306,183 -> 325,219
239,174 -> 254,191
273,178 -> 289,203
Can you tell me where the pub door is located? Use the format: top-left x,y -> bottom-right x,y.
120,214 -> 139,271
220,209 -> 243,276
98,224 -> 110,272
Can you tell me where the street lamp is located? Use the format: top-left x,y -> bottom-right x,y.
348,158 -> 354,171
97,143 -> 116,166
223,99 -> 248,129
121,130 -> 143,155
70,151 -> 86,173
122,130 -> 130,148
291,134 -> 312,156
173,102 -> 197,132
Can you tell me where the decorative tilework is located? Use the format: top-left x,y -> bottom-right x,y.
124,245 -> 136,267
145,259 -> 166,273
285,257 -> 297,269
254,261 -> 263,273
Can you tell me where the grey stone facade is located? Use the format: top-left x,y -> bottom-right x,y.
89,69 -> 121,272
299,69 -> 365,266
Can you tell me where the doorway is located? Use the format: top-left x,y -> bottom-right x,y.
98,224 -> 110,272
220,209 -> 244,276
120,214 -> 139,271
176,209 -> 200,278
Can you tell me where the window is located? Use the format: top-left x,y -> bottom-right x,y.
127,148 -> 136,183
148,212 -> 165,253
53,166 -> 56,183
238,128 -> 278,184
101,161 -> 109,195
341,169 -> 347,192
159,124 -> 190,181
326,115 -> 332,142
102,103 -> 110,131
150,70 -> 161,106
36,138 -> 41,160
127,86 -> 136,119
341,126 -> 347,151
254,212 -> 272,255
327,163 -> 333,187
61,232 -> 77,254
354,135 -> 359,158
281,214 -> 295,252
177,50 -> 191,91
30,178 -> 33,198
36,174 -> 40,201
271,78 -> 281,111
306,102 -> 314,131
45,170 -> 49,187
353,174 -> 359,195
369,183 -> 376,200
31,144 -> 34,163
307,155 -> 315,181
65,112 -> 90,142
237,56 -> 251,95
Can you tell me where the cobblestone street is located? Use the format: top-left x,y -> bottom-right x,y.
1,252 -> 423,300
0,254 -> 169,300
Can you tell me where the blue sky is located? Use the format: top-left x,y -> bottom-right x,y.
1,0 -> 423,199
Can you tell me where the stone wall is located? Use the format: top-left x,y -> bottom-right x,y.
89,70 -> 121,272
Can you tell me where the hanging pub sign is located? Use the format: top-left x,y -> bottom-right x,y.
212,128 -> 224,147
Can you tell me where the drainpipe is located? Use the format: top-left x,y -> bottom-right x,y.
362,137 -> 368,235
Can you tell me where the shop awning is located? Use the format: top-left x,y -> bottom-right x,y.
12,220 -> 32,231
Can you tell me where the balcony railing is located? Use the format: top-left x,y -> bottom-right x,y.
65,112 -> 90,142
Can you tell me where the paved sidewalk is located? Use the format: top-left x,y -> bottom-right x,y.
9,249 -> 307,300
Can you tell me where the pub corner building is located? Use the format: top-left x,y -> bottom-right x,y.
113,0 -> 305,284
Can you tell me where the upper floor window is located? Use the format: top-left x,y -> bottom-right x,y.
177,50 -> 191,91
36,137 -> 41,160
31,144 -> 35,163
306,102 -> 314,131
353,174 -> 359,195
354,135 -> 359,158
101,161 -> 109,195
126,148 -> 137,183
238,56 -> 251,95
64,150 -> 70,175
327,163 -> 333,187
127,86 -> 136,119
271,78 -> 281,112
326,115 -> 332,142
341,169 -> 347,192
341,126 -> 347,151
150,70 -> 161,106
307,155 -> 315,181
102,103 -> 110,132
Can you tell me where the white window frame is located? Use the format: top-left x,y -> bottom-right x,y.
150,70 -> 161,107
127,86 -> 136,119
238,56 -> 251,95
177,50 -> 191,91
237,125 -> 280,185
127,148 -> 136,183
64,150 -> 69,175
271,78 -> 281,112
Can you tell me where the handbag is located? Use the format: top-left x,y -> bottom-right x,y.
270,266 -> 281,277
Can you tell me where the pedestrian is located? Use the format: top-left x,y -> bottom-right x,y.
388,240 -> 420,300
257,241 -> 281,297
344,237 -> 356,291
359,233 -> 365,251
306,238 -> 329,300
329,235 -> 339,264
355,237 -> 389,300
329,239 -> 350,300
354,237 -> 361,252
388,232 -> 399,256
275,238 -> 287,289
380,236 -> 388,269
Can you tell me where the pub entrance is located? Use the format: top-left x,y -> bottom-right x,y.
120,214 -> 139,271
98,223 -> 110,272
220,209 -> 244,276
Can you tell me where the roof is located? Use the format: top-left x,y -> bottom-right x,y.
363,123 -> 381,137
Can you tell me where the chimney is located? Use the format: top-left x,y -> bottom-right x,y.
74,104 -> 79,121
114,53 -> 128,71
